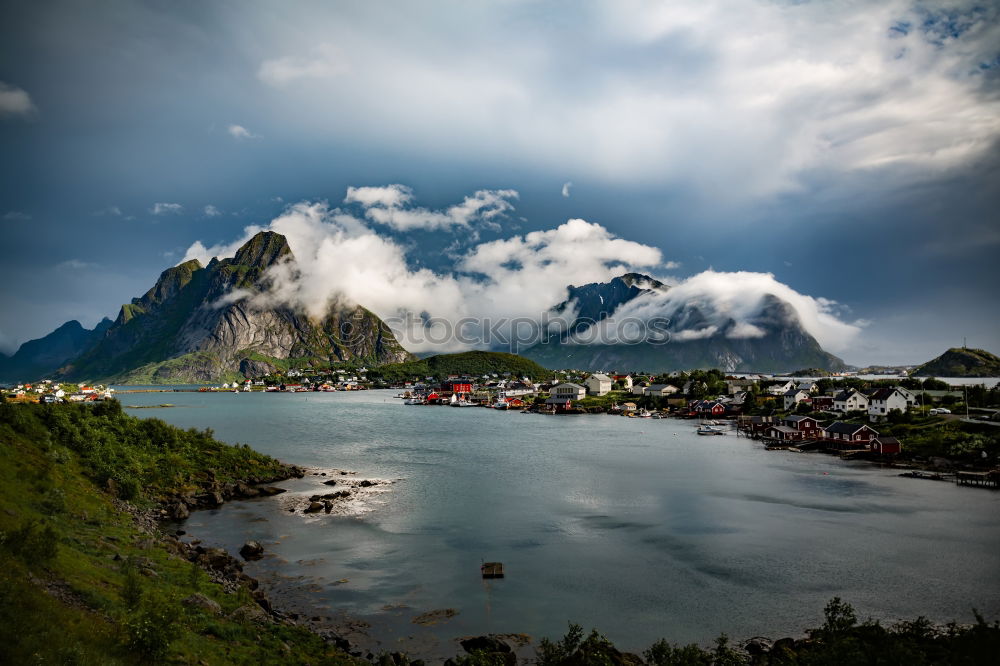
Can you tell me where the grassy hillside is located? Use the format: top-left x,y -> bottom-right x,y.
0,401 -> 357,664
912,348 -> 1000,377
369,350 -> 552,383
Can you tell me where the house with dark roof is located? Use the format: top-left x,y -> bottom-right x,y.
869,436 -> 902,455
822,421 -> 878,446
783,415 -> 820,434
867,388 -> 911,421
783,389 -> 810,411
833,389 -> 868,413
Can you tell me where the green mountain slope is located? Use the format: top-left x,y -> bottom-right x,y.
912,348 -> 1000,377
369,350 -> 552,383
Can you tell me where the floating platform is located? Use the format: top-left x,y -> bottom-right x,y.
481,562 -> 504,578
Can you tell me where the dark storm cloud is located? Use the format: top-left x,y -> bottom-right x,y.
0,0 -> 997,365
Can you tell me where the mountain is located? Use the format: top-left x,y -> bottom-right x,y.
0,318 -> 112,382
57,231 -> 413,383
370,350 -> 552,383
911,348 -> 1000,377
522,274 -> 847,373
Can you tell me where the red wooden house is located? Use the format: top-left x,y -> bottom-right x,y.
822,421 -> 878,448
869,436 -> 901,455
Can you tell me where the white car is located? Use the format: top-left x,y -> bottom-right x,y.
929,408 -> 951,415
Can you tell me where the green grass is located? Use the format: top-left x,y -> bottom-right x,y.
0,401 -> 359,664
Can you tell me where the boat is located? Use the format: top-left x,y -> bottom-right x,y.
403,397 -> 424,405
696,425 -> 726,436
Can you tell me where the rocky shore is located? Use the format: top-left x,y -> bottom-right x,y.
123,464 -> 430,660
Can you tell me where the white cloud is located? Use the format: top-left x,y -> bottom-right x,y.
603,270 -> 862,353
0,82 -> 35,117
150,202 -> 183,215
181,186 -> 859,354
3,211 -> 31,221
344,185 -> 518,231
240,2 -> 1000,202
257,43 -> 348,87
56,259 -> 99,270
561,182 -> 573,198
227,124 -> 259,140
203,205 -> 222,217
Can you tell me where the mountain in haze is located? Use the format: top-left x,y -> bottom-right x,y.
911,347 -> 1000,377
0,318 -> 112,383
56,231 -> 413,383
522,273 -> 847,373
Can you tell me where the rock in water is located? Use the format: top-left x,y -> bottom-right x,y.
239,540 -> 264,560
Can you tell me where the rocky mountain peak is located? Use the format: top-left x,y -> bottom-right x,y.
232,231 -> 293,269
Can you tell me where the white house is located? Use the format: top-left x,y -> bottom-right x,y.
768,380 -> 795,396
783,389 -> 811,411
551,383 -> 586,400
584,374 -> 613,396
645,384 -> 679,397
796,381 -> 819,394
631,381 -> 650,396
867,388 -> 912,421
833,389 -> 869,413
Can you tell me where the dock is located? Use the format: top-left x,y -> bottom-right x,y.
481,562 -> 504,578
955,470 -> 1000,489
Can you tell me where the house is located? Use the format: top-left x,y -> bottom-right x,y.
833,389 -> 869,413
894,386 -> 919,407
584,373 -> 613,396
544,397 -> 576,413
867,388 -> 912,421
645,384 -> 679,397
551,383 -> 586,400
822,421 -> 878,445
766,425 -> 806,442
783,389 -> 811,411
796,381 -> 819,394
631,381 -> 650,396
783,415 -> 820,435
690,400 -> 726,416
767,380 -> 795,396
620,402 -> 637,413
741,415 -> 778,435
613,375 -> 633,390
441,380 -> 473,395
810,395 -> 834,411
869,436 -> 902,455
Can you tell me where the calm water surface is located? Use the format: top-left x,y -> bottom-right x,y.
122,390 -> 1000,655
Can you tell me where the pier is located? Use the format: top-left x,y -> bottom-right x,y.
955,470 -> 1000,489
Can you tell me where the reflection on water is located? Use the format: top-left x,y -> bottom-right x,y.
128,389 -> 1000,655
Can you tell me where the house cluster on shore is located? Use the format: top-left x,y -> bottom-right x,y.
738,414 -> 901,456
2,380 -> 114,404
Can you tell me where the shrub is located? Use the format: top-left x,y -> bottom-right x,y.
4,520 -> 58,565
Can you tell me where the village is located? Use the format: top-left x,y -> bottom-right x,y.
3,367 -> 998,488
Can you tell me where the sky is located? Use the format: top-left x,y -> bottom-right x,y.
0,0 -> 998,365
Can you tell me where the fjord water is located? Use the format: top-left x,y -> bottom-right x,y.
123,390 -> 999,653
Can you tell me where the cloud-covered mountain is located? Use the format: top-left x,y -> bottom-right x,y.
177,189 -> 861,361
522,273 -> 847,373
57,231 -> 412,383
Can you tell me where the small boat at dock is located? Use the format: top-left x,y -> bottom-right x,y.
696,425 -> 726,435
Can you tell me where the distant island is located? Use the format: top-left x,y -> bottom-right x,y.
912,348 -> 1000,377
